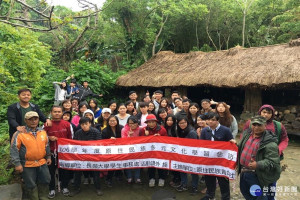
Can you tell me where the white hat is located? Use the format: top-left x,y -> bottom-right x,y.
102,108 -> 112,114
83,109 -> 94,118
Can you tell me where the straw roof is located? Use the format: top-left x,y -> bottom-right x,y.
116,39 -> 300,88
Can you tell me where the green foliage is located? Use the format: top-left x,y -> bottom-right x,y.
0,125 -> 13,185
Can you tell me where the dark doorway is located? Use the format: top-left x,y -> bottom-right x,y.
187,86 -> 245,116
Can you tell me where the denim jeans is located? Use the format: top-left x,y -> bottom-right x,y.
125,169 -> 140,180
22,164 -> 51,189
240,172 -> 269,200
180,172 -> 199,188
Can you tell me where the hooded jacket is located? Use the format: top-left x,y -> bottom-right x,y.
238,129 -> 281,187
243,105 -> 289,156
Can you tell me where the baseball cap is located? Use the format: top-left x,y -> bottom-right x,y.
25,111 -> 39,119
251,115 -> 267,125
102,108 -> 112,114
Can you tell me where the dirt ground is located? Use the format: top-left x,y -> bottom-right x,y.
22,139 -> 300,200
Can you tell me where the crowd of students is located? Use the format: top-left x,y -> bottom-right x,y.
8,81 -> 288,200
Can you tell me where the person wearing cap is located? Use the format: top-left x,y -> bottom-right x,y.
139,114 -> 167,187
7,88 -> 52,142
237,115 -> 281,200
44,106 -> 72,198
95,108 -> 111,131
10,111 -> 51,200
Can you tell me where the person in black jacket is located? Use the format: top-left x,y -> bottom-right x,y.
7,88 -> 51,142
69,117 -> 103,197
200,112 -> 234,200
176,116 -> 199,195
102,115 -> 124,187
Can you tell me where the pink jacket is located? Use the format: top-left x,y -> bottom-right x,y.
71,115 -> 80,127
121,124 -> 140,138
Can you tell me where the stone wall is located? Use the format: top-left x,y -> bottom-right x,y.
239,105 -> 300,136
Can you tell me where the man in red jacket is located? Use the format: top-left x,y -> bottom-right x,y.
44,106 -> 72,198
139,114 -> 167,187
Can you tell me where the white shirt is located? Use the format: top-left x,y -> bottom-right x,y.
210,123 -> 221,141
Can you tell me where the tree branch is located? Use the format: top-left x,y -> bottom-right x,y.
15,0 -> 49,19
0,19 -> 57,31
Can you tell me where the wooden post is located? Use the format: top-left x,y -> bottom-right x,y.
135,87 -> 145,102
164,88 -> 171,98
244,88 -> 262,113
177,87 -> 187,98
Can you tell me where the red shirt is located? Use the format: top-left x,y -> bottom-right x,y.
139,124 -> 167,136
240,134 -> 261,167
44,120 -> 72,152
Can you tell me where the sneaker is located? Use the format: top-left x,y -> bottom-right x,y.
135,179 -> 143,185
90,178 -> 94,185
158,179 -> 165,187
149,178 -> 155,187
96,189 -> 103,196
69,189 -> 81,197
48,190 -> 55,199
189,187 -> 198,195
176,185 -> 188,192
83,178 -> 89,185
127,178 -> 132,184
62,188 -> 70,196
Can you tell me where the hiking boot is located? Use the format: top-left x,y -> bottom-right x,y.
158,179 -> 165,187
48,190 -> 55,199
69,189 -> 81,197
149,178 -> 155,187
96,189 -> 103,196
83,178 -> 89,185
176,185 -> 188,192
189,187 -> 198,195
62,188 -> 70,196
27,187 -> 38,200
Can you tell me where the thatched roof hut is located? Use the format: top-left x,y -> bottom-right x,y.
116,39 -> 300,112
116,39 -> 300,88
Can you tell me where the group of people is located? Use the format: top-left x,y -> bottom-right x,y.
7,85 -> 288,200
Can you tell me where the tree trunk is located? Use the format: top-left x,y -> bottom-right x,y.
242,10 -> 246,47
195,19 -> 199,49
152,15 -> 168,56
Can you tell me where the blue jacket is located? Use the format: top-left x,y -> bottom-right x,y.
200,125 -> 233,142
